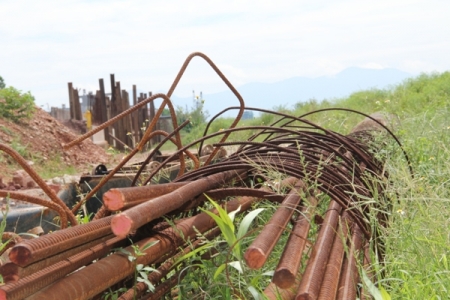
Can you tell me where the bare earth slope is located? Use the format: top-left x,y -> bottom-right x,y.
0,106 -> 110,182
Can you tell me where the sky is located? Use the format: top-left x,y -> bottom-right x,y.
1,0 -> 449,111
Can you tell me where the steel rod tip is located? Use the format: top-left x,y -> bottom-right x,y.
244,247 -> 266,269
273,268 -> 295,289
296,294 -> 314,300
9,244 -> 32,267
103,189 -> 124,211
111,214 -> 133,238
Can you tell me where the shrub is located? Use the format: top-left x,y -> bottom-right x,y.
0,86 -> 35,122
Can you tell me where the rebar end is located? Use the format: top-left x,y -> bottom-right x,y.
103,189 -> 124,211
111,214 -> 133,238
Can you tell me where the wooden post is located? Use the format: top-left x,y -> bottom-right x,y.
143,93 -> 149,129
138,93 -> 145,141
121,89 -> 134,148
149,93 -> 157,145
68,82 -> 75,119
132,85 -> 139,146
73,88 -> 82,121
110,74 -> 116,103
99,78 -> 111,145
92,91 -> 101,124
113,81 -> 125,151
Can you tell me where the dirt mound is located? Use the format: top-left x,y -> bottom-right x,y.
0,106 -> 111,181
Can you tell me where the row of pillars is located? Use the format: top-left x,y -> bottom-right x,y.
67,74 -> 159,151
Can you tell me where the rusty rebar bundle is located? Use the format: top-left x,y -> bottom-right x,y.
0,52 -> 406,300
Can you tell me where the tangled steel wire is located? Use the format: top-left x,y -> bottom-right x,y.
0,52 -> 412,300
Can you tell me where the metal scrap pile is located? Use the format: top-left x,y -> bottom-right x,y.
0,53 -> 410,300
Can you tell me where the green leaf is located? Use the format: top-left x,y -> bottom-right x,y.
18,233 -> 40,239
141,240 -> 160,251
247,286 -> 262,300
173,242 -> 215,266
139,271 -> 148,278
116,248 -> 131,256
237,208 -> 265,240
214,263 -> 227,280
142,266 -> 160,273
201,208 -> 236,248
228,205 -> 241,223
205,195 -> 236,233
361,268 -> 384,300
137,277 -> 156,292
380,286 -> 392,300
228,261 -> 243,274
262,270 -> 275,276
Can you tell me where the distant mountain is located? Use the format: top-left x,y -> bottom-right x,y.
171,67 -> 412,118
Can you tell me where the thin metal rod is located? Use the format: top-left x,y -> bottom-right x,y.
295,200 -> 343,300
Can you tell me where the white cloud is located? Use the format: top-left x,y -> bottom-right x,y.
0,0 -> 449,108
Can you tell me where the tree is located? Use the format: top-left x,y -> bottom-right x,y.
0,86 -> 35,122
0,76 -> 5,89
175,97 -> 209,133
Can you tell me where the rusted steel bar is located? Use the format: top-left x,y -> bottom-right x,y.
0,234 -> 114,283
244,179 -> 305,269
92,204 -> 110,220
317,213 -> 352,300
0,52 -> 396,299
149,97 -> 157,145
0,233 -> 23,258
0,143 -> 77,227
298,107 -> 412,176
108,132 -> 128,149
0,236 -> 124,300
118,227 -> 222,300
139,148 -> 223,187
265,275 -> 301,300
337,223 -> 364,300
103,182 -> 187,211
25,194 -> 259,300
165,52 -> 245,167
360,241 -> 375,300
70,133 -> 153,214
71,95 -> 186,214
9,216 -> 113,267
272,196 -> 317,288
0,191 -> 68,229
143,270 -> 187,300
295,200 -> 343,300
138,97 -> 185,178
202,188 -> 284,205
111,170 -> 241,238
130,124 -> 199,187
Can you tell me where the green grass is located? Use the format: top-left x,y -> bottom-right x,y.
34,155 -> 78,179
